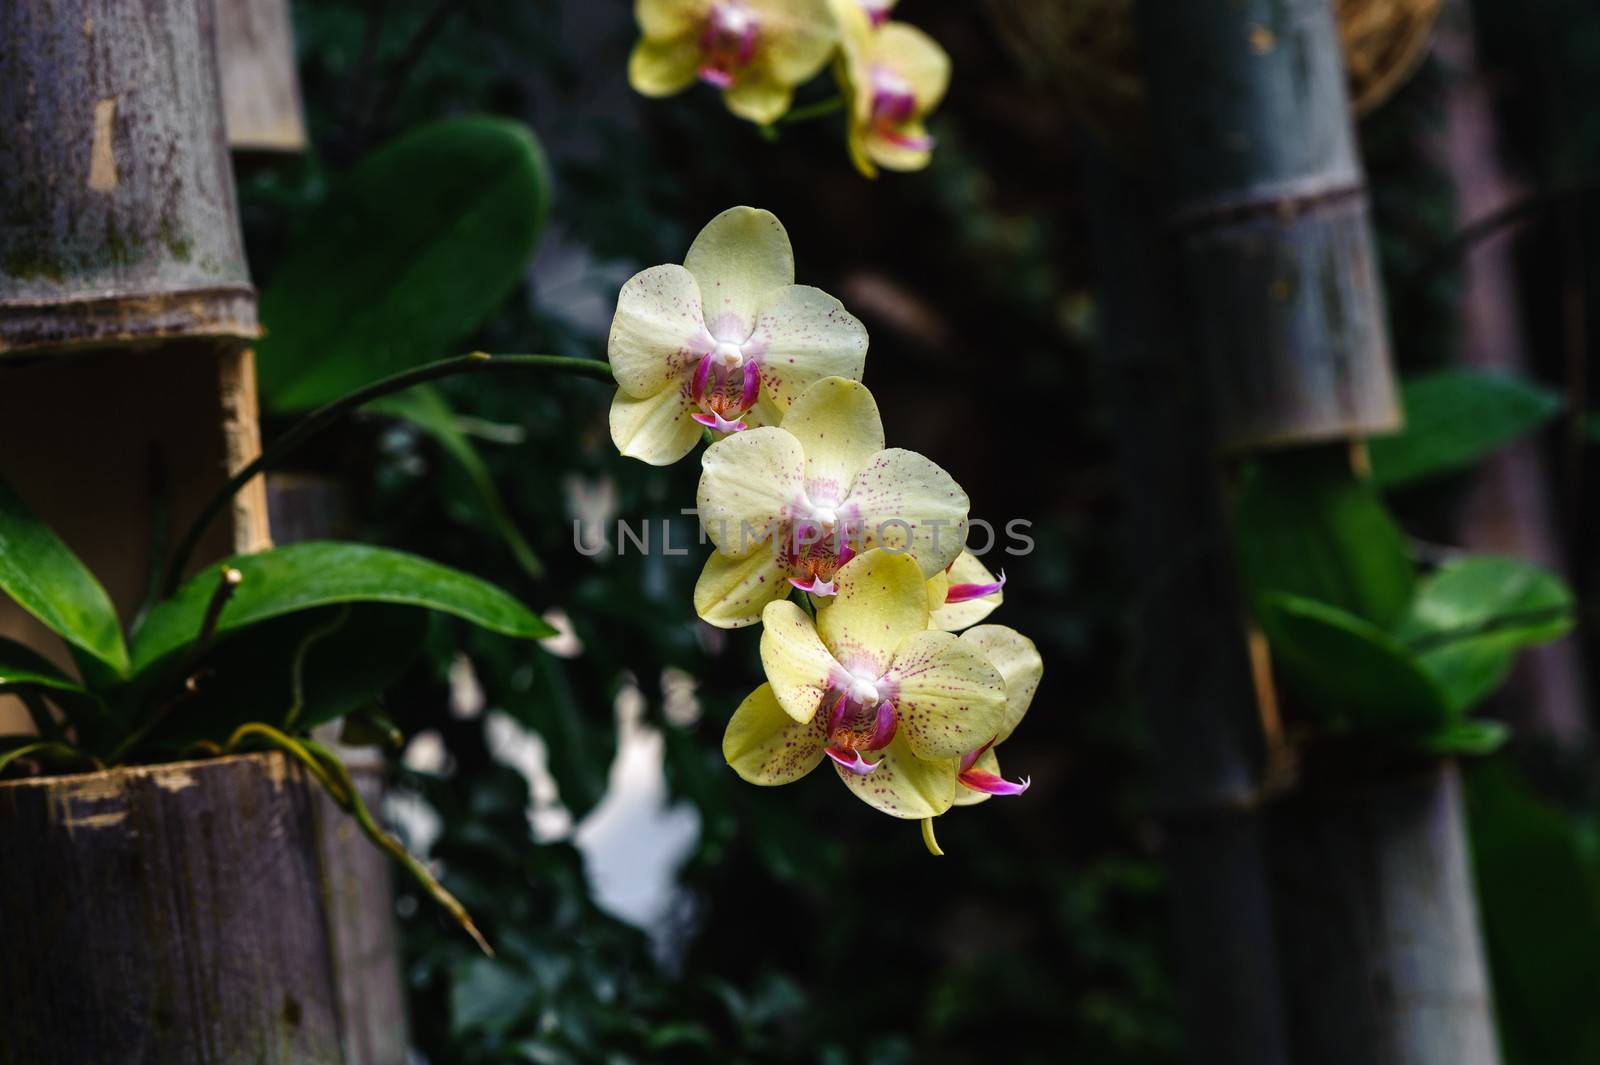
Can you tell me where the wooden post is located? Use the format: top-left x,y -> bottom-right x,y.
215,0 -> 309,153
0,754 -> 344,1064
1133,1 -> 1501,1061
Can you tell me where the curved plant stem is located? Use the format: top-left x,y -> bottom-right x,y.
224,722 -> 493,956
781,95 -> 845,124
920,816 -> 944,857
152,352 -> 612,607
0,741 -> 101,778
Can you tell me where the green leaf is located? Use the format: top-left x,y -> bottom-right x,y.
1233,447 -> 1415,628
258,116 -> 551,411
0,636 -> 89,696
1414,719 -> 1510,756
132,542 -> 555,675
1395,556 -> 1576,714
132,606 -> 431,752
1370,369 -> 1562,489
1465,763 -> 1600,1065
0,479 -> 129,679
1258,592 -> 1453,735
371,386 -> 545,579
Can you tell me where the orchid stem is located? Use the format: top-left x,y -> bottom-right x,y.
781,95 -> 844,124
153,353 -> 612,607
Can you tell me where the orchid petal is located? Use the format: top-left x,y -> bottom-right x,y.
779,377 -> 885,498
835,731 -> 957,819
748,287 -> 869,414
929,552 -> 1005,631
816,549 -> 929,677
608,264 -> 708,398
684,207 -> 794,340
876,22 -> 950,110
864,121 -> 936,173
760,600 -> 845,723
745,0 -> 839,83
636,0 -> 712,39
697,426 -> 806,557
846,448 -> 969,577
960,625 -> 1042,745
724,683 -> 827,785
610,385 -> 704,466
628,34 -> 704,97
883,630 -> 1006,760
694,547 -> 788,629
924,569 -> 950,613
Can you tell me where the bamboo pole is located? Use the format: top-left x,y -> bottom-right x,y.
1087,152 -> 1294,1065
1132,1 -> 1501,1062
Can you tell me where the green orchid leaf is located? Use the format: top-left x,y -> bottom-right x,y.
258,116 -> 551,411
1395,556 -> 1576,714
1465,763 -> 1600,1065
1233,447 -> 1415,628
1370,369 -> 1562,489
128,605 -> 430,754
1413,720 -> 1510,756
132,542 -> 555,675
0,636 -> 88,696
371,386 -> 545,580
1258,592 -> 1453,735
0,479 -> 129,679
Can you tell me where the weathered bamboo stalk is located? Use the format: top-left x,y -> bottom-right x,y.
1131,1 -> 1501,1061
215,0 -> 309,153
0,0 -> 257,353
1087,151 -> 1293,1065
0,754 -> 344,1065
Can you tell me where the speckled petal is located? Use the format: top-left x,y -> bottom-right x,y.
697,426 -> 806,557
846,448 -> 969,577
694,547 -> 789,628
836,731 -> 957,819
610,384 -> 704,466
608,264 -> 709,398
816,549 -> 928,677
960,625 -> 1042,745
760,600 -> 846,723
628,35 -> 703,97
779,378 -> 885,498
929,552 -> 1005,631
724,683 -> 827,785
684,207 -> 795,340
884,630 -> 1006,760
748,287 -> 869,414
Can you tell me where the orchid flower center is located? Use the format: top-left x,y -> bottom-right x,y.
847,674 -> 882,707
784,524 -> 855,598
860,0 -> 893,26
869,67 -> 935,150
690,349 -> 760,434
699,3 -> 759,89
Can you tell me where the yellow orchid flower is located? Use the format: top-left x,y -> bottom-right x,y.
693,377 -> 968,626
608,207 -> 868,466
925,550 -> 1006,631
858,0 -> 897,27
949,625 -> 1041,805
723,550 -> 1008,819
628,0 -> 839,125
833,6 -> 951,178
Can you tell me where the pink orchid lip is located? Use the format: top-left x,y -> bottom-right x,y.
692,410 -> 749,433
789,575 -> 838,597
825,692 -> 898,762
690,352 -> 759,433
826,746 -> 879,775
945,571 -> 1006,604
958,768 -> 1031,796
957,738 -> 1030,796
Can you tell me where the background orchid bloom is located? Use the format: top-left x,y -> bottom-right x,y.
925,550 -> 1006,631
693,377 -> 968,626
833,6 -> 951,178
950,625 -> 1042,804
628,0 -> 839,125
858,0 -> 897,27
608,207 -> 869,465
723,550 -> 1007,819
